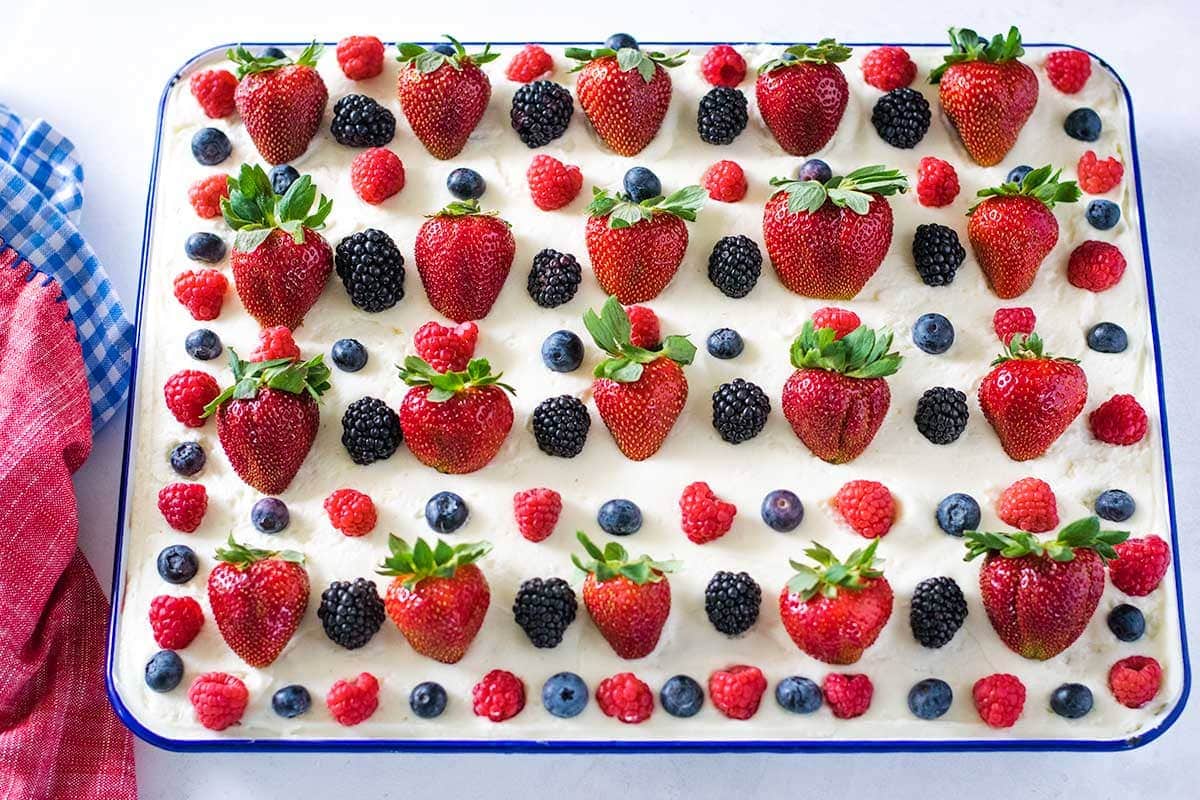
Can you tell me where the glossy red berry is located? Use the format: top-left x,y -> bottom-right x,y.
336,36 -> 385,80
189,70 -> 238,118
996,477 -> 1058,533
973,673 -> 1025,728
861,46 -> 917,91
188,672 -> 248,730
157,482 -> 208,532
916,156 -> 959,208
700,45 -> 747,87
472,669 -> 526,722
324,488 -> 378,537
527,154 -> 582,211
1045,50 -> 1091,94
149,594 -> 204,649
701,159 -> 747,203
1089,394 -> 1148,445
173,268 -> 228,321
351,147 -> 405,205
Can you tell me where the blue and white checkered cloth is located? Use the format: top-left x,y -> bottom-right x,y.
0,104 -> 133,430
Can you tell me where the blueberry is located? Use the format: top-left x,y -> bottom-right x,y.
775,676 -> 822,714
191,127 -> 232,165
331,338 -> 368,372
169,441 -> 207,476
184,328 -> 222,361
796,158 -> 832,183
1107,603 -> 1146,641
541,330 -> 584,372
605,33 -> 639,51
432,43 -> 457,56
425,491 -> 469,533
1095,489 -> 1135,522
1050,683 -> 1094,719
660,675 -> 704,718
1087,322 -> 1128,354
912,312 -> 954,354
410,681 -> 448,718
251,497 -> 290,534
597,498 -> 642,536
907,678 -> 953,720
260,46 -> 287,59
185,232 -> 226,263
1065,108 -> 1102,142
705,328 -> 744,359
542,672 -> 589,718
936,493 -> 981,537
1086,199 -> 1121,230
272,685 -> 311,718
447,167 -> 486,200
761,489 -> 804,532
144,650 -> 184,692
623,166 -> 661,202
1006,165 -> 1033,185
269,164 -> 300,196
156,544 -> 199,584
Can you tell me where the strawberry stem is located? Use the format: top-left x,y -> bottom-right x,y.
789,320 -> 902,378
785,539 -> 883,600
220,163 -> 333,252
214,534 -> 304,568
226,41 -> 322,78
571,531 -> 679,584
990,332 -> 1080,367
565,46 -> 687,82
969,165 -> 1081,214
929,26 -> 1024,83
758,38 -> 852,73
396,35 -> 499,73
376,535 -> 492,588
769,165 -> 908,215
202,349 -> 331,417
963,516 -> 1129,563
583,296 -> 695,383
424,198 -> 506,222
586,185 -> 705,229
396,356 -> 514,402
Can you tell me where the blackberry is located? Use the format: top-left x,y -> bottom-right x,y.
330,94 -> 396,147
704,570 -> 761,636
871,87 -> 931,149
914,387 -> 969,444
707,235 -> 762,298
911,223 -> 966,286
531,395 -> 591,458
527,249 -> 582,308
697,87 -> 748,145
512,577 -> 578,648
910,576 -> 968,648
510,80 -> 574,148
317,578 -> 386,650
341,396 -> 402,464
335,229 -> 405,313
712,378 -> 770,444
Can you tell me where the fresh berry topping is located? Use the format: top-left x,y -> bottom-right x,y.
1109,535 -> 1170,596
1051,683 -> 1094,718
911,223 -> 965,285
701,45 -> 747,87
706,328 -> 745,360
1068,240 -> 1126,292
250,497 -> 289,534
711,378 -> 769,443
912,312 -> 954,354
327,672 -> 380,725
188,672 -> 248,730
447,167 -> 486,200
861,46 -> 917,91
701,159 -> 748,202
350,147 -> 405,204
157,544 -> 199,585
1077,150 -> 1123,194
914,386 -> 969,445
1045,49 -> 1091,94
169,440 -> 206,476
506,44 -> 555,83
972,673 -> 1025,728
1108,656 -> 1162,708
993,307 -> 1036,344
597,498 -> 643,536
797,158 -> 833,183
704,570 -> 761,636
541,330 -> 584,373
910,576 -> 968,648
776,676 -> 822,714
187,174 -> 229,218
324,488 -> 377,537
542,672 -> 588,718
269,164 -> 299,195
526,248 -> 582,308
163,370 -> 220,427
250,326 -> 299,362
707,234 -> 762,298
144,650 -> 184,692
680,481 -> 737,544
336,36 -> 384,80
472,669 -> 525,722
660,675 -> 705,717
697,87 -> 749,145
1065,107 -> 1102,141
157,482 -> 207,532
527,154 -> 582,210
1086,198 -> 1121,230
191,128 -> 231,166
409,682 -> 448,718
811,307 -> 861,340
1089,394 -> 1148,445
1095,488 -> 1135,521
185,232 -> 226,264
512,576 -> 577,647
317,578 -> 385,649
605,33 -> 638,50
914,156 -> 959,208
623,304 -> 661,349
513,488 -> 562,542
331,338 -> 368,372
823,673 -> 873,719
936,492 -> 980,537
531,395 -> 591,458
510,80 -> 575,147
623,166 -> 661,202
1007,164 -> 1034,184
148,594 -> 203,652
833,480 -> 895,538
189,69 -> 238,118
413,320 -> 478,372
272,685 -> 311,718
173,268 -> 228,321
1108,603 -> 1146,641
761,489 -> 804,532
908,678 -> 953,720
997,477 -> 1058,532
341,396 -> 402,464
871,87 -> 931,148
330,94 -> 395,147
708,665 -> 767,720
596,672 -> 654,724
425,491 -> 469,533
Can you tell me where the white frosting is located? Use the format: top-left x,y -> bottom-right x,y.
113,43 -> 1183,744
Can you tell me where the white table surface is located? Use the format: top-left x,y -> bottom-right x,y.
3,0 -> 1197,796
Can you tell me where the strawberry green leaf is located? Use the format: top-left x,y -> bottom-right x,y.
566,46 -> 686,79
377,534 -> 492,587
990,332 -> 1080,367
396,35 -> 497,72
770,166 -> 907,216
784,539 -> 882,600
202,350 -> 330,417
759,38 -> 852,74
227,42 -> 322,79
220,163 -> 332,251
970,164 -> 1081,213
789,320 -> 902,379
584,296 -> 694,381
396,356 -> 515,401
214,534 -> 305,569
962,516 -> 1129,562
929,26 -> 1025,83
587,185 -> 705,228
572,531 -> 678,585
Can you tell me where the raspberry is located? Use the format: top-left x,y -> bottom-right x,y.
916,156 -> 959,208
996,477 -> 1058,533
188,174 -> 229,218
1077,150 -> 1123,194
972,673 -> 1025,728
823,673 -> 873,719
1067,240 -> 1126,292
472,669 -> 525,722
1108,656 -> 1162,708
324,488 -> 378,537
189,69 -> 238,118
1089,394 -> 1148,446
708,665 -> 767,720
680,481 -> 737,544
351,147 -> 405,205
513,487 -> 562,542
251,325 -> 300,362
336,35 -> 385,80
327,672 -> 380,726
163,369 -> 220,427
701,159 -> 747,203
1110,535 -> 1170,596
700,45 -> 747,87
188,672 -> 248,731
149,594 -> 204,649
527,154 -> 582,211
625,305 -> 660,349
833,480 -> 895,539
811,306 -> 860,340
993,307 -> 1036,344
861,46 -> 917,91
157,482 -> 208,532
1045,49 -> 1092,94
413,320 -> 478,372
505,44 -> 554,83
595,672 -> 654,724
173,269 -> 228,321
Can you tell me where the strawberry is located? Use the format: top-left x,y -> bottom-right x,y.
584,297 -> 696,461
584,186 -> 705,304
779,540 -> 893,664
978,333 -> 1087,461
763,166 -> 908,299
781,321 -> 902,464
572,532 -> 678,659
207,536 -> 309,668
755,39 -> 851,156
378,536 -> 492,663
228,43 -> 328,165
202,350 -> 331,494
929,28 -> 1038,167
967,166 -> 1080,298
396,36 -> 499,160
964,516 -> 1128,660
565,45 -> 686,156
396,356 -> 515,474
414,200 -> 516,322
220,163 -> 333,329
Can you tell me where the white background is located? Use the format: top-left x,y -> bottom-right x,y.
2,0 -> 1198,796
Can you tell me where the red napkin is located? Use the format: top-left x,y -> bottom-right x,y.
0,246 -> 136,799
